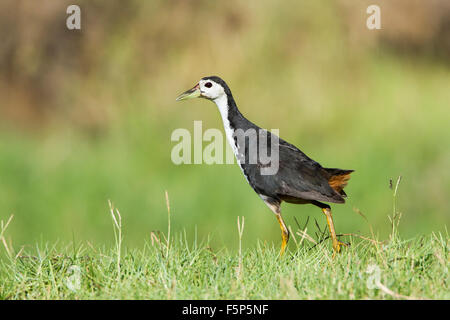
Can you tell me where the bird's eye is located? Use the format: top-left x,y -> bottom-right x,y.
205,82 -> 212,88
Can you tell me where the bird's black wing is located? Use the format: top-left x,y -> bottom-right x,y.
277,138 -> 344,202
247,131 -> 344,203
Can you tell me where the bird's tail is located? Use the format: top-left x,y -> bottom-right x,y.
325,168 -> 354,197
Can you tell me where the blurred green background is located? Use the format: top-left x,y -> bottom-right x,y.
0,0 -> 449,250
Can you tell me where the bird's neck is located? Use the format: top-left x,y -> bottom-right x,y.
213,93 -> 242,126
213,93 -> 246,156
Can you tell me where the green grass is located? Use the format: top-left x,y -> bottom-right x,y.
0,193 -> 448,300
0,1 -> 449,300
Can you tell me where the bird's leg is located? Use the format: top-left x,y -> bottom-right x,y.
261,197 -> 288,256
276,213 -> 289,256
321,207 -> 346,255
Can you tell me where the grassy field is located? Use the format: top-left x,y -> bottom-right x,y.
0,192 -> 448,300
0,54 -> 449,298
0,1 -> 449,300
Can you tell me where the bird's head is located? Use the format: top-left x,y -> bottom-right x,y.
176,76 -> 230,102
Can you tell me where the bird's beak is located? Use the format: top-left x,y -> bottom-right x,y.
176,84 -> 201,101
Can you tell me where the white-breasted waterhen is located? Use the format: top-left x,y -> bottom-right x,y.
176,76 -> 353,255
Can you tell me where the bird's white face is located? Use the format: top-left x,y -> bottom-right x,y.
176,78 -> 225,102
198,79 -> 225,100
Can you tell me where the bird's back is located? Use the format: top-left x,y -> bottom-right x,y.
232,118 -> 352,204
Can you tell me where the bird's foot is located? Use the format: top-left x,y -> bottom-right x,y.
331,240 -> 349,258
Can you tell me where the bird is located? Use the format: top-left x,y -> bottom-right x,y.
176,76 -> 353,255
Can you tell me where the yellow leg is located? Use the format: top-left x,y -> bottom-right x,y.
322,208 -> 346,255
276,213 -> 289,256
